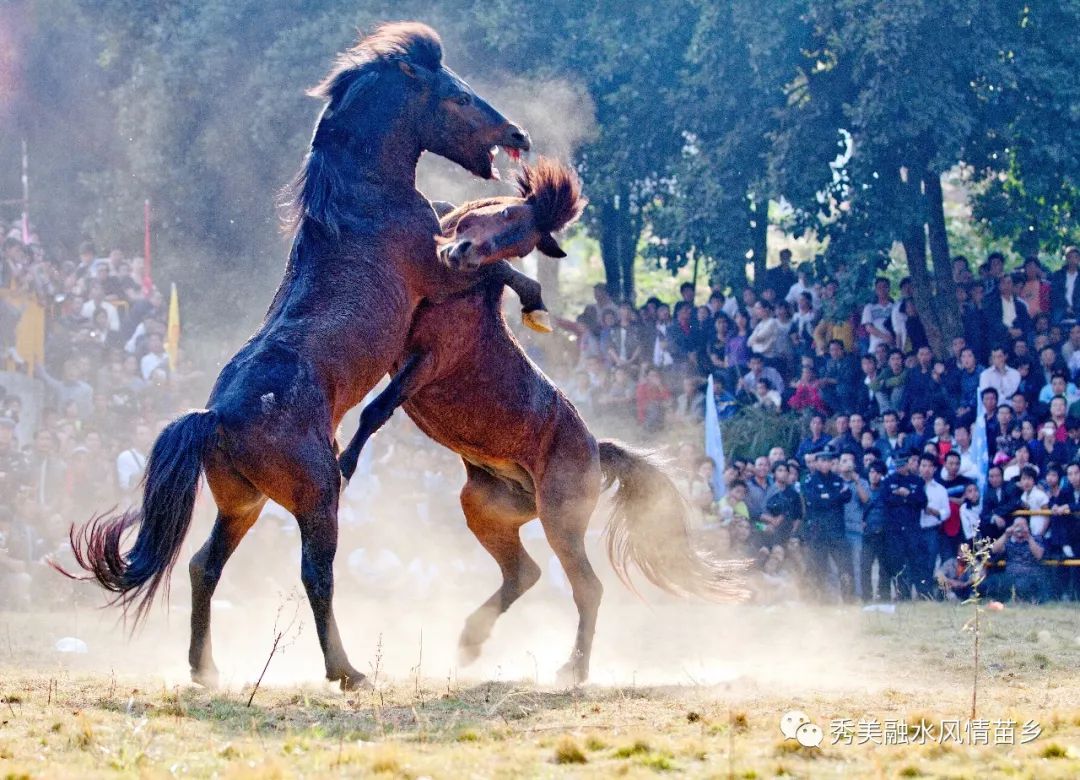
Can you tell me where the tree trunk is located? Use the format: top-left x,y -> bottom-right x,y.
925,171 -> 961,350
750,196 -> 768,290
598,197 -> 623,300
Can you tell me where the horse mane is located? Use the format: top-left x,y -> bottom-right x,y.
286,22 -> 443,236
308,22 -> 443,104
514,158 -> 587,234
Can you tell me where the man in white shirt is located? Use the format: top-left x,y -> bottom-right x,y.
80,282 -> 121,332
918,454 -> 950,597
1018,465 -> 1050,536
861,277 -> 895,353
978,347 -> 1021,400
747,300 -> 784,359
784,268 -> 818,309
116,422 -> 154,495
140,332 -> 170,380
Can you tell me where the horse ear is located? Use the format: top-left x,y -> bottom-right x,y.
536,233 -> 567,258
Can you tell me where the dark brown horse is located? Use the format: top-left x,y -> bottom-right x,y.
63,23 -> 531,691
339,160 -> 747,683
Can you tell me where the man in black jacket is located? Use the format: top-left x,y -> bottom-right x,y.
1049,246 -> 1080,325
881,450 -> 928,600
980,464 -> 1023,540
802,448 -> 854,601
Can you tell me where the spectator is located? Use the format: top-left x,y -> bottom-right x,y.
861,277 -> 895,353
1050,246 -> 1080,324
116,421 -> 153,495
988,518 -> 1048,603
802,449 -> 854,602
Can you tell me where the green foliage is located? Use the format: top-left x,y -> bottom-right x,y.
720,408 -> 802,461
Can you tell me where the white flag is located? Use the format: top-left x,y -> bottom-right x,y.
705,374 -> 727,498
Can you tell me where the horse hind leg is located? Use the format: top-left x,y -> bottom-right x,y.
189,464 -> 265,688
457,465 -> 540,666
285,446 -> 367,690
536,465 -> 603,686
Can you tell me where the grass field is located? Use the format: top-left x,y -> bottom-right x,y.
3,598 -> 1080,778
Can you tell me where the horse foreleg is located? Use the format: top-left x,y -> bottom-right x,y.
488,261 -> 551,333
339,351 -> 431,481
457,465 -> 539,666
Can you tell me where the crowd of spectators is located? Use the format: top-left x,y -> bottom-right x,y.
4,214 -> 1080,609
552,245 -> 1080,604
0,224 -> 212,608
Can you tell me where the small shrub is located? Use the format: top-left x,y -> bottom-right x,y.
614,740 -> 651,758
553,737 -> 587,765
640,752 -> 675,771
1041,743 -> 1068,759
584,735 -> 607,751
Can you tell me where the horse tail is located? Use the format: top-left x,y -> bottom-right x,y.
61,409 -> 219,625
597,440 -> 750,601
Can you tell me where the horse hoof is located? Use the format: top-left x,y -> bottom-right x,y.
191,667 -> 220,689
458,642 -> 482,667
555,661 -> 587,687
522,310 -> 553,334
333,671 -> 371,692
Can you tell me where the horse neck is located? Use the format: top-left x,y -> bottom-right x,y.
322,86 -> 424,199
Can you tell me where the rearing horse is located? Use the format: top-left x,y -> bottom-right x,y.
63,23 -> 530,691
340,160 -> 748,683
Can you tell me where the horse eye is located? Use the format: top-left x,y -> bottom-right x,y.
500,208 -> 511,219
454,94 -> 471,107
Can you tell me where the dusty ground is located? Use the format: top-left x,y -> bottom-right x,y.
2,595 -> 1080,778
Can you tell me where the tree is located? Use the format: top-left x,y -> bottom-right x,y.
773,0 -> 1023,351
471,0 -> 696,302
971,2 -> 1080,255
644,0 -> 805,290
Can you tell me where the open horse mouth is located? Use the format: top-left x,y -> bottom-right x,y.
478,125 -> 530,181
487,145 -> 524,181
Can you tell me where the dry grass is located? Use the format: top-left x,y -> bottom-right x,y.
2,602 -> 1080,777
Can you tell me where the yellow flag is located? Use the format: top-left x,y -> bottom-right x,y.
166,282 -> 180,371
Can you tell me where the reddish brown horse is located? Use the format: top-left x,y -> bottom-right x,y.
63,23 -> 530,690
339,160 -> 747,683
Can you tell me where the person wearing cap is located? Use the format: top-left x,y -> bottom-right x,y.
801,447 -> 854,601
758,461 -> 802,547
860,460 -> 890,601
1050,246 -> 1080,324
881,450 -> 927,599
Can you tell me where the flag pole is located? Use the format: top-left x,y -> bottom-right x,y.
21,139 -> 30,244
143,198 -> 153,292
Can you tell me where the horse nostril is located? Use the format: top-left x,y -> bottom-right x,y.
455,240 -> 472,256
507,127 -> 530,150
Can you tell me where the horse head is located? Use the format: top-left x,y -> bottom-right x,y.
437,157 -> 587,270
297,23 -> 530,234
